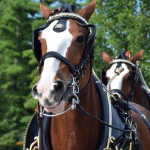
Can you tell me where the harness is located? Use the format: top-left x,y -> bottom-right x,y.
24,73 -> 149,150
101,52 -> 150,102
109,58 -> 138,101
25,4 -> 150,149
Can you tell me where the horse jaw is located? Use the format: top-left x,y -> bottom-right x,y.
44,100 -> 66,113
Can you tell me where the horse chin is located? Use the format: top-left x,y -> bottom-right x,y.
43,88 -> 73,114
44,100 -> 66,114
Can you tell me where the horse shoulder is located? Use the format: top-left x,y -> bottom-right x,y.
130,102 -> 150,150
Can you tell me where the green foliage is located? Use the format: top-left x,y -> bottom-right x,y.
90,0 -> 150,86
0,0 -> 39,149
0,0 -> 149,149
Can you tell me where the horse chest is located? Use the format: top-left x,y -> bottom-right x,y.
50,111 -> 100,150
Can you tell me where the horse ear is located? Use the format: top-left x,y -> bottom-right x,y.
77,0 -> 96,21
129,50 -> 143,63
102,51 -> 113,64
40,2 -> 52,19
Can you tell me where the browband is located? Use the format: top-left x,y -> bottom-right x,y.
110,59 -> 136,67
47,12 -> 93,34
48,12 -> 88,25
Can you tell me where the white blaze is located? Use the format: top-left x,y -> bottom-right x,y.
106,63 -> 129,90
37,20 -> 73,96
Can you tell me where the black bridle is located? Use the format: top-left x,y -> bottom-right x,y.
109,59 -> 139,102
32,4 -> 96,81
102,57 -> 139,102
37,23 -> 95,81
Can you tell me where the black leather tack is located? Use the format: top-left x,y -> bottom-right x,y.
53,19 -> 67,32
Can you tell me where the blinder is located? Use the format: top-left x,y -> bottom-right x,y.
32,27 -> 44,62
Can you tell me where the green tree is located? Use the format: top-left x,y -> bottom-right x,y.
0,0 -> 85,149
90,0 -> 150,86
0,0 -> 40,149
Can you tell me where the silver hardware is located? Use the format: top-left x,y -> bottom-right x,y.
54,24 -> 63,29
115,67 -> 124,75
42,75 -> 80,117
71,76 -> 80,109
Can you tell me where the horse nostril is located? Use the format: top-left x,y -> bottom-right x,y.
31,84 -> 42,99
44,98 -> 52,106
54,80 -> 65,93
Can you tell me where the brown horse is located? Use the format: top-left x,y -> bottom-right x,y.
27,1 -> 150,150
102,50 -> 150,111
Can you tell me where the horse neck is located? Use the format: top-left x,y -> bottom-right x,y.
79,73 -> 101,115
133,79 -> 150,110
50,68 -> 101,150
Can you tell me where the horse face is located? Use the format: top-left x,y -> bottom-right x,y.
36,20 -> 88,113
106,63 -> 134,96
102,50 -> 143,100
32,1 -> 96,113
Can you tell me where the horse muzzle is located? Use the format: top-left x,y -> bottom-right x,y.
31,80 -> 67,109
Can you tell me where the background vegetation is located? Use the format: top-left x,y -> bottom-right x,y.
0,0 -> 149,149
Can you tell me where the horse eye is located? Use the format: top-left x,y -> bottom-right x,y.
76,36 -> 85,43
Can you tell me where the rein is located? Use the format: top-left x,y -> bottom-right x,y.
76,104 -> 135,133
36,69 -> 136,133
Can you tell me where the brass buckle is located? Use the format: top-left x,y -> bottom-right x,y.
103,137 -> 116,150
26,137 -> 39,150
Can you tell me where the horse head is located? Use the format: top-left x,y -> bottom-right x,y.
31,0 -> 96,114
102,50 -> 143,100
